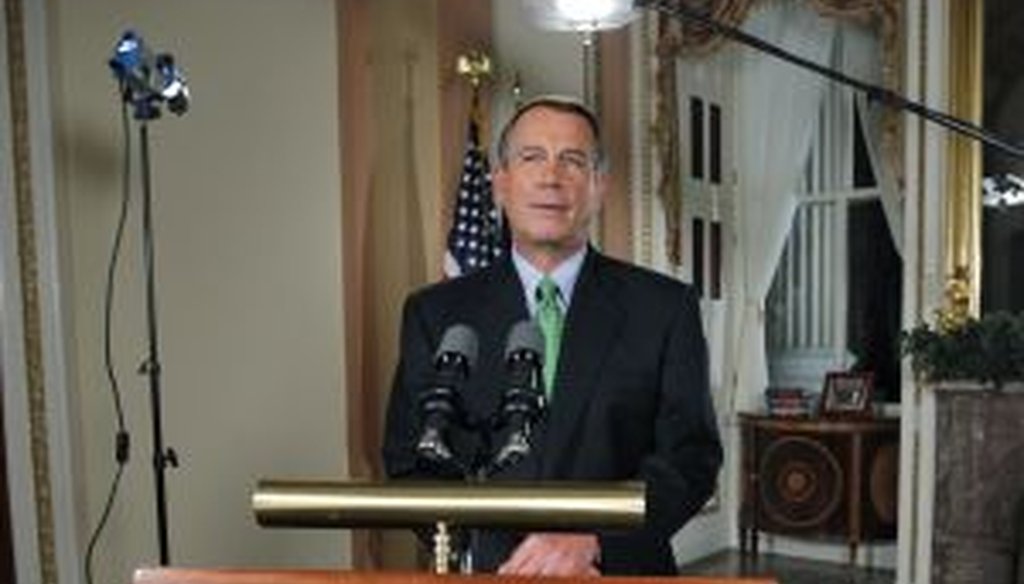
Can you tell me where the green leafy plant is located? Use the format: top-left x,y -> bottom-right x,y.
902,311 -> 1024,388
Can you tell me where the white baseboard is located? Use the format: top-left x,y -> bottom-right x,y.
757,534 -> 897,570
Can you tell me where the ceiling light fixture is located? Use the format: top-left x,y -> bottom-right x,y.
523,0 -> 637,32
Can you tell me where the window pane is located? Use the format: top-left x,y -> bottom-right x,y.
690,96 -> 704,180
711,221 -> 722,299
692,217 -> 705,297
710,104 -> 722,184
852,107 -> 877,188
847,200 -> 902,402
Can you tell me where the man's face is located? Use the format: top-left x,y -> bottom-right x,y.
493,106 -> 606,261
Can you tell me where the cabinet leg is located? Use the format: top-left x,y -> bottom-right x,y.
739,527 -> 759,560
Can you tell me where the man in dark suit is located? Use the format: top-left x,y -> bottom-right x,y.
382,96 -> 722,576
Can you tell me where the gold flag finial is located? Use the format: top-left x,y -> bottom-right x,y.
456,50 -> 492,89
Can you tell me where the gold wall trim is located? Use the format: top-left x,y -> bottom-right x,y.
942,0 -> 983,320
908,7 -> 930,583
639,13 -> 655,267
912,0 -> 928,321
4,0 -> 57,582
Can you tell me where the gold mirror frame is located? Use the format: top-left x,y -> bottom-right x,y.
941,0 -> 983,325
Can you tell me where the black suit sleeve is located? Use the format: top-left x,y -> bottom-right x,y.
599,286 -> 722,574
382,294 -> 430,479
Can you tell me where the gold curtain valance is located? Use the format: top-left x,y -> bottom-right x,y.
805,0 -> 903,95
656,0 -> 900,59
657,0 -> 758,58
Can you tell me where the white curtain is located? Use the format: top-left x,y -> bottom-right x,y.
729,0 -> 837,413
841,22 -> 904,256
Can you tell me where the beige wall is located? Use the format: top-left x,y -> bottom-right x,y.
47,0 -> 348,581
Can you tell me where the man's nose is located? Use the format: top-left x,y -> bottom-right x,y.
539,156 -> 564,182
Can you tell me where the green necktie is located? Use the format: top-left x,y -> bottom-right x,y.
536,277 -> 564,397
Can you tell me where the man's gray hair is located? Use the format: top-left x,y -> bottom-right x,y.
494,95 -> 607,172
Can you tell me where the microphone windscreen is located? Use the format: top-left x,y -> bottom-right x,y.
435,323 -> 479,369
504,320 -> 544,360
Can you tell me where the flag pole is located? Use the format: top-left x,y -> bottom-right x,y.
456,50 -> 492,132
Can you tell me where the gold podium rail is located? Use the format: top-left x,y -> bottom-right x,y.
253,480 -> 645,574
253,480 -> 645,530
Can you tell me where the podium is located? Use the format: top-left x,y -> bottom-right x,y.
134,568 -> 779,584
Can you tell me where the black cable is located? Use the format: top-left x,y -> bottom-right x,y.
84,88 -> 133,584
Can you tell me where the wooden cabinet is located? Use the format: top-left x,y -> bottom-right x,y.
738,414 -> 899,564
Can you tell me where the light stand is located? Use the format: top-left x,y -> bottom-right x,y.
109,30 -> 191,566
138,118 -> 176,566
580,28 -> 598,111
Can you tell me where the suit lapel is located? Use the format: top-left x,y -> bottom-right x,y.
540,251 -> 625,476
474,259 -> 531,379
468,260 -> 530,421
480,259 -> 529,325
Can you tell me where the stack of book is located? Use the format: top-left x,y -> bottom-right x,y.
764,387 -> 812,417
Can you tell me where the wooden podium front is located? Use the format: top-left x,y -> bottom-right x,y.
134,568 -> 779,584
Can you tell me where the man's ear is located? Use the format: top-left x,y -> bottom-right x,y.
592,171 -> 609,208
491,166 -> 508,207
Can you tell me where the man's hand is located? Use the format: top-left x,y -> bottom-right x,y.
497,533 -> 600,577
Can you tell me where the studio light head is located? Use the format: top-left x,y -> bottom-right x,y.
109,30 -> 190,119
109,31 -> 149,84
155,54 -> 190,116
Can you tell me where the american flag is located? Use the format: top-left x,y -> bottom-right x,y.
444,117 -> 508,277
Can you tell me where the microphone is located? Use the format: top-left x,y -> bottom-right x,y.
415,324 -> 478,466
490,320 -> 546,473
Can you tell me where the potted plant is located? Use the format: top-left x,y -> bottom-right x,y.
901,310 -> 1024,389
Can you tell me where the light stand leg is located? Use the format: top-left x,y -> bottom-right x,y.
139,120 -> 176,566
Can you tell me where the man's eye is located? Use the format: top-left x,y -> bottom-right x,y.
560,153 -> 589,170
519,151 -> 546,163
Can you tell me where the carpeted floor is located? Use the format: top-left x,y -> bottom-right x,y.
680,550 -> 896,584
